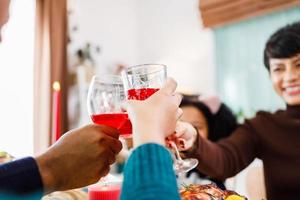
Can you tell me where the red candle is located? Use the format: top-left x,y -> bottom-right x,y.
52,81 -> 61,142
88,184 -> 121,200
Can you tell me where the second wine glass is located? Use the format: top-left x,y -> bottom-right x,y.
87,75 -> 132,138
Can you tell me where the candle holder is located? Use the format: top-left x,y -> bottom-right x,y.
88,179 -> 122,200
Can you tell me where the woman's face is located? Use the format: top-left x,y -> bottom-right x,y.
181,106 -> 209,139
270,54 -> 300,105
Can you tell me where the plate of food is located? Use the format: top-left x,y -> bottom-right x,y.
180,184 -> 247,200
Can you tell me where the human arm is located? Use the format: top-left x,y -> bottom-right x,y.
120,78 -> 182,200
121,144 -> 180,200
174,120 -> 260,180
0,157 -> 43,196
0,124 -> 122,195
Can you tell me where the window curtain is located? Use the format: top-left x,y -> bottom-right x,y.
34,0 -> 68,154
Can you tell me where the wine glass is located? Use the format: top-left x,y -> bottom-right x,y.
121,64 -> 166,100
87,75 -> 128,186
87,75 -> 132,138
121,64 -> 198,174
169,141 -> 198,174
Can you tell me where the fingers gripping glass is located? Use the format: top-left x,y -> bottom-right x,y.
122,64 -> 198,174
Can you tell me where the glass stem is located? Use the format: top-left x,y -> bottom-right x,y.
170,141 -> 183,162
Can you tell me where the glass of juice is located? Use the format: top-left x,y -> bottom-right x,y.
121,63 -> 167,100
87,75 -> 132,138
119,64 -> 166,137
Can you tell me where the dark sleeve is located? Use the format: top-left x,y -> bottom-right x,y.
120,143 -> 180,200
0,157 -> 43,195
184,118 -> 260,180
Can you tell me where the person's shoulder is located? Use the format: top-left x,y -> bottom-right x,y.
232,111 -> 276,141
242,109 -> 285,129
241,110 -> 270,123
255,109 -> 285,119
239,110 -> 275,126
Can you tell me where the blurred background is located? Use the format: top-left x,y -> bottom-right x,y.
0,0 -> 300,198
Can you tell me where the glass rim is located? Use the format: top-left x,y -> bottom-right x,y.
91,74 -> 123,84
122,63 -> 166,75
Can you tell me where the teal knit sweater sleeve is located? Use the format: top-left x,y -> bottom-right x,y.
120,143 -> 180,200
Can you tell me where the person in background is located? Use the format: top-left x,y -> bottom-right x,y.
177,95 -> 237,189
0,0 -> 122,197
173,21 -> 300,200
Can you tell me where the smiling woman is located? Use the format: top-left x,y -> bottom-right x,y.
176,21 -> 300,200
0,0 -> 35,157
264,23 -> 300,105
269,55 -> 300,105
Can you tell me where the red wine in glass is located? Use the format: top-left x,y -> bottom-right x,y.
126,88 -> 159,134
127,88 -> 159,100
92,88 -> 160,136
121,64 -> 166,137
91,113 -> 132,138
87,75 -> 132,137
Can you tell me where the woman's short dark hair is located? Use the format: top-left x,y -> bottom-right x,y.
264,21 -> 300,70
180,95 -> 238,142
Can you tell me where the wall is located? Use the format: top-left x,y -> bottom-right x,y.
135,0 -> 215,94
68,0 -> 139,74
0,0 -> 35,157
69,0 -> 216,94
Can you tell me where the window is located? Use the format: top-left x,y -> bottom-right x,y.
0,0 -> 35,157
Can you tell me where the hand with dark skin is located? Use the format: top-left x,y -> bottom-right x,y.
36,124 -> 122,193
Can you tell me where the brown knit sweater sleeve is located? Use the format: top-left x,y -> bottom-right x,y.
184,119 -> 261,180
